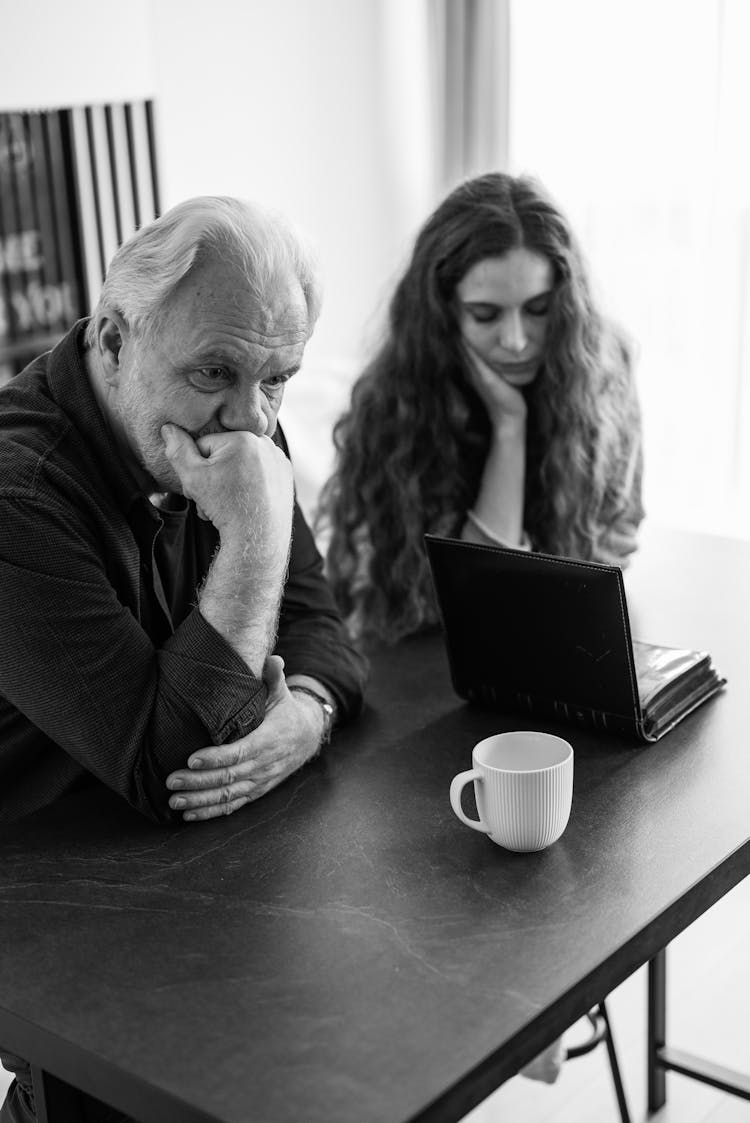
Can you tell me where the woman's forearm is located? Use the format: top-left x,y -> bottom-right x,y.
461,418 -> 527,547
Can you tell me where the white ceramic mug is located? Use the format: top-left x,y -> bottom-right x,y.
449,731 -> 573,852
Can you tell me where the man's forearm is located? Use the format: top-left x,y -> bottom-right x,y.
198,532 -> 289,677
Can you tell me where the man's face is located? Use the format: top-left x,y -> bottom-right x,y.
112,255 -> 310,492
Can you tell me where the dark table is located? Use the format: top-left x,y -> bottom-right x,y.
0,525 -> 748,1123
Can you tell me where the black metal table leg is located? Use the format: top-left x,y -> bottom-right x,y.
599,1000 -> 632,1123
647,944 -> 750,1112
648,949 -> 667,1112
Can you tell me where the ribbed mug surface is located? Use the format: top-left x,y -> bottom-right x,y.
476,754 -> 572,851
450,731 -> 573,852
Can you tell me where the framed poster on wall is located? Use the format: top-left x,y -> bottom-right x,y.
0,100 -> 160,384
0,110 -> 86,383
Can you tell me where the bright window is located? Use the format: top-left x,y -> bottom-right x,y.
510,0 -> 750,538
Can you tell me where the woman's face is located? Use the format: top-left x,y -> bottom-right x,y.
455,248 -> 554,387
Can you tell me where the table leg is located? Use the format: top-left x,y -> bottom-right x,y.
599,1001 -> 632,1123
647,949 -> 667,1112
30,1066 -> 87,1123
647,944 -> 750,1110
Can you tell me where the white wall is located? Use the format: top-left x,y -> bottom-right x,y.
0,0 -> 433,367
0,0 -> 156,109
151,0 -> 433,364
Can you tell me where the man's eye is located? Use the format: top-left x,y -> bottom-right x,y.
191,368 -> 231,389
263,373 -> 290,390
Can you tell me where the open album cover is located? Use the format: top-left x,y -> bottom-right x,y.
424,535 -> 726,743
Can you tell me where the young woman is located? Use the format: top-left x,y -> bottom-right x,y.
319,172 -> 644,644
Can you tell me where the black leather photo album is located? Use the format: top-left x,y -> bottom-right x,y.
424,535 -> 726,742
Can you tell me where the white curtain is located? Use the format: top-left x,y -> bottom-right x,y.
429,0 -> 511,192
509,0 -> 750,539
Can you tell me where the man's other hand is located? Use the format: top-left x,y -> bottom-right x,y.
164,655 -> 325,822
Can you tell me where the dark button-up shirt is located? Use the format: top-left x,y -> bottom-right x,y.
0,321 -> 367,824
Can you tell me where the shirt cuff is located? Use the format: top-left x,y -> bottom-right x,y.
160,609 -> 267,742
465,509 -> 532,551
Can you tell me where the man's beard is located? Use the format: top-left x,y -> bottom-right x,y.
115,374 -> 181,494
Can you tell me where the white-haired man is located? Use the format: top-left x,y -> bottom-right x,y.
0,197 -> 368,1122
0,197 -> 367,827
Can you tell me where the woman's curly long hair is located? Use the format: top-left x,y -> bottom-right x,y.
318,172 -> 641,644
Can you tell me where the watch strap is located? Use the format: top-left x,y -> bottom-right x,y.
288,684 -> 336,744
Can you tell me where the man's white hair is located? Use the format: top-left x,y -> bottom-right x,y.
84,196 -> 322,346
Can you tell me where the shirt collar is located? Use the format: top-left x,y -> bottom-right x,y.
45,319 -> 148,515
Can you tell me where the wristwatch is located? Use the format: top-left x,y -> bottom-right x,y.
289,684 -> 337,744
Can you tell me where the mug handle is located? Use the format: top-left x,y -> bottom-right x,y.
449,769 -> 490,833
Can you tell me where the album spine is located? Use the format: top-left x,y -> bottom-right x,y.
463,686 -> 640,740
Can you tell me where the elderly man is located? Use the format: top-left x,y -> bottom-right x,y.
0,196 -> 367,828
0,197 -> 368,1121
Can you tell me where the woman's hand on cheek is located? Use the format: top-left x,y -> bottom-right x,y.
462,345 -> 528,431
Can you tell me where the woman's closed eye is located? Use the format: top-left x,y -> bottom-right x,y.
524,295 -> 551,317
466,304 -> 500,325
464,295 -> 552,324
